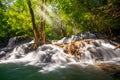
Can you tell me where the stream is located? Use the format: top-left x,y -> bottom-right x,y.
0,32 -> 120,80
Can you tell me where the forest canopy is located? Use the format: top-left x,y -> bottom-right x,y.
0,0 -> 120,47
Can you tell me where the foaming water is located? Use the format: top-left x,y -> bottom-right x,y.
0,39 -> 120,72
0,43 -> 75,67
0,32 -> 120,80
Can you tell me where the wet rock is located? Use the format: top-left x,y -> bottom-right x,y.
7,36 -> 33,47
53,32 -> 105,44
77,32 -> 105,39
0,51 -> 6,58
0,36 -> 33,57
58,39 -> 119,62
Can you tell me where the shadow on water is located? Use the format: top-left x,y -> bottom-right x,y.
0,63 -> 117,80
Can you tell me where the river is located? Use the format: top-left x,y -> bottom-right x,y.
0,32 -> 120,80
0,63 -> 115,80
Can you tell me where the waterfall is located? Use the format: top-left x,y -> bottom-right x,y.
0,32 -> 120,73
7,37 -> 17,47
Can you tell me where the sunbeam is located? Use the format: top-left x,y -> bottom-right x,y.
35,3 -> 62,26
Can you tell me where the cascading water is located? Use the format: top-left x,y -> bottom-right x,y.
0,32 -> 120,80
77,40 -> 120,62
7,37 -> 17,47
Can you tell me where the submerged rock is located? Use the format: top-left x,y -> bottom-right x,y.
96,63 -> 120,79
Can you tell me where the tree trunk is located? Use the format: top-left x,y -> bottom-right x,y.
108,27 -> 113,38
40,0 -> 46,44
60,21 -> 66,37
27,0 -> 39,49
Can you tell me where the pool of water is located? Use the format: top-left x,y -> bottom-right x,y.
0,63 -> 117,80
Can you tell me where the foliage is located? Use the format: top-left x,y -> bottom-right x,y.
51,0 -> 120,36
0,0 -> 33,47
0,0 -> 120,47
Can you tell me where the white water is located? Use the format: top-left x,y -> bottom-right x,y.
0,32 -> 120,72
